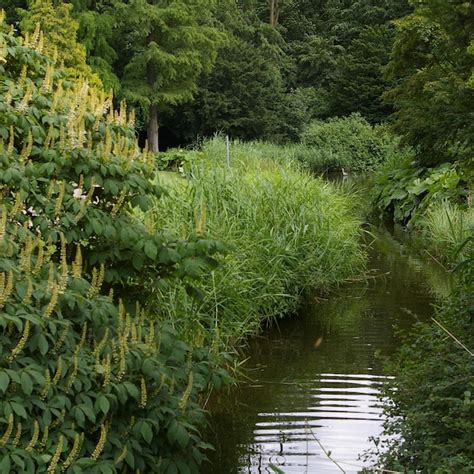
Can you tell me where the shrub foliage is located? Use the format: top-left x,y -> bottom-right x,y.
0,16 -> 228,473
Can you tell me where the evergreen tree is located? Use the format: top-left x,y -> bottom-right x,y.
114,0 -> 224,152
384,0 -> 474,165
165,1 -> 291,143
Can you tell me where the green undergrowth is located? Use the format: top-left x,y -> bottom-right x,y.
374,244 -> 474,471
148,137 -> 366,348
299,113 -> 403,174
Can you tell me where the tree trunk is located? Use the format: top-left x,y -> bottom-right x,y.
269,0 -> 280,27
148,104 -> 159,152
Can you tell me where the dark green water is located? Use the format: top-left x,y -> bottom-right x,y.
204,229 -> 451,473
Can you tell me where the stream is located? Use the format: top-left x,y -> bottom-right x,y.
205,228 -> 451,473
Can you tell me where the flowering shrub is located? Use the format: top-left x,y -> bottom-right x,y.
0,14 -> 229,473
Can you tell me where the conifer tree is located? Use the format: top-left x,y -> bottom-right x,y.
115,0 -> 224,152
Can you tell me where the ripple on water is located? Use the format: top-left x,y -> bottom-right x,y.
238,372 -> 392,473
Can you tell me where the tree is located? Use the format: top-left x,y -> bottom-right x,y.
384,0 -> 474,165
164,1 -> 292,143
19,0 -> 99,83
114,0 -> 224,152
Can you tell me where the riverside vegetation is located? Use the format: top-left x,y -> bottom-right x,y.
0,17 -> 364,473
1,0 -> 473,472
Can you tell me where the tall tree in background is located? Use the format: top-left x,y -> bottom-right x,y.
115,0 -> 224,152
165,1 -> 293,143
384,0 -> 474,165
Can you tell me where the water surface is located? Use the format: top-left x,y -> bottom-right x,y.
205,229 -> 450,473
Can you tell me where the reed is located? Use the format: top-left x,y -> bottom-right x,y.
149,137 -> 366,347
418,201 -> 473,265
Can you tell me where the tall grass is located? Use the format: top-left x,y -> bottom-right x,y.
149,137 -> 366,347
418,201 -> 474,264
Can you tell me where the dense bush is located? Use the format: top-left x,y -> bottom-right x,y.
0,17 -> 229,473
299,114 -> 401,173
148,138 -> 366,346
375,244 -> 474,471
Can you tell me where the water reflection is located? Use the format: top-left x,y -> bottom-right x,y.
205,229 -> 451,473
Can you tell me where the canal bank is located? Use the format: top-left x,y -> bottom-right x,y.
205,228 -> 451,473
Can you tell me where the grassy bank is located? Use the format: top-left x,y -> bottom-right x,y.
369,141 -> 473,471
149,137 -> 366,348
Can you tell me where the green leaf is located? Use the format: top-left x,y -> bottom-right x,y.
11,402 -> 28,419
97,395 -> 110,415
38,334 -> 49,356
141,422 -> 153,444
0,372 -> 10,393
20,372 -> 33,396
0,455 -> 11,473
144,241 -> 158,260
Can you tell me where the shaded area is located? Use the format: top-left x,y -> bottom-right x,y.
204,228 -> 451,473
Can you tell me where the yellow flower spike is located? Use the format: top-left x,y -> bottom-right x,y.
72,243 -> 82,279
93,328 -> 109,360
12,422 -> 22,448
31,22 -> 41,47
90,424 -> 107,461
53,324 -> 69,353
0,414 -> 14,447
104,127 -> 112,156
44,124 -> 54,150
66,351 -> 79,390
97,263 -> 105,294
111,190 -> 126,216
25,420 -> 39,452
37,30 -> 44,53
139,377 -> 147,408
18,64 -> 27,87
44,282 -> 59,320
131,323 -> 138,344
41,369 -> 51,401
21,277 -> 33,305
62,432 -> 83,471
114,445 -> 128,465
7,126 -> 15,155
39,425 -> 49,449
108,287 -> 114,303
47,434 -> 64,473
9,192 -> 22,219
52,357 -> 63,385
17,83 -> 33,113
103,353 -> 111,387
78,322 -> 88,350
59,124 -> 65,152
54,181 -> 65,217
0,207 -> 7,244
88,267 -> 99,298
117,341 -> 127,381
59,233 -> 68,292
0,271 -> 14,310
42,64 -> 54,94
179,371 -> 194,412
19,130 -> 33,161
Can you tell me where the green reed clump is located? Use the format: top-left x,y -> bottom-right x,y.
149,137 -> 366,347
417,201 -> 473,264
